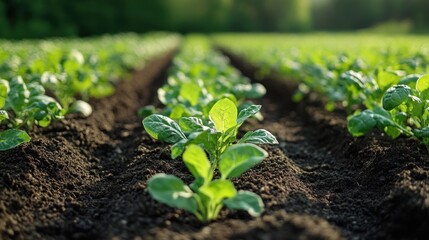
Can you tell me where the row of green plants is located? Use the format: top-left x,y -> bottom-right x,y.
0,33 -> 180,151
214,33 -> 429,151
142,36 -> 278,221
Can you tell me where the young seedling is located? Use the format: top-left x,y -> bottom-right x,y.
348,74 -> 429,150
143,98 -> 278,164
148,144 -> 266,222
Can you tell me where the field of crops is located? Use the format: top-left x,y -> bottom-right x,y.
1,33 -> 428,239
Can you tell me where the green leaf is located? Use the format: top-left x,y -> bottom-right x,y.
143,114 -> 186,144
180,82 -> 201,106
376,71 -> 400,91
219,143 -> 267,179
169,104 -> 188,120
416,74 -> 429,92
224,191 -> 264,217
183,145 -> 211,182
382,85 -> 411,111
179,117 -> 207,133
69,100 -> 92,117
147,174 -> 197,214
209,98 -> 237,133
7,76 -> 29,113
0,129 -> 31,151
238,129 -> 278,144
28,82 -> 45,97
341,70 -> 365,88
171,139 -> 187,159
0,110 -> 8,122
398,74 -> 420,88
0,79 -> 9,109
413,127 -> 429,139
384,126 -> 401,139
347,110 -> 377,137
199,179 -> 237,204
409,95 -> 424,117
189,130 -> 219,158
237,104 -> 261,125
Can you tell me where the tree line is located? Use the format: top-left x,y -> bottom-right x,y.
0,0 -> 427,39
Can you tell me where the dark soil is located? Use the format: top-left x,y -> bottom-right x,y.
0,48 -> 428,240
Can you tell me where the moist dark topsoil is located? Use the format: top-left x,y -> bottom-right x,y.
1,49 -> 428,240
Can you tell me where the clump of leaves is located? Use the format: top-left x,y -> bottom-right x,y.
348,74 -> 429,150
148,144 -> 266,222
0,77 -> 62,151
143,98 -> 278,166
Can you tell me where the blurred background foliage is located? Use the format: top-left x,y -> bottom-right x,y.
0,0 -> 428,39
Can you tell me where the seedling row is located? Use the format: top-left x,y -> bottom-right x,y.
215,34 -> 429,150
0,33 -> 180,150
141,35 -> 278,221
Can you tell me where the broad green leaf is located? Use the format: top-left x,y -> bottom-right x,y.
347,110 -> 377,137
69,100 -> 92,117
376,71 -> 400,91
398,74 -> 420,88
28,82 -> 45,97
71,73 -> 93,92
224,191 -> 264,217
147,174 -> 197,214
169,104 -> 188,120
409,95 -> 424,117
180,82 -> 201,106
7,76 -> 29,112
171,139 -> 187,159
416,74 -> 429,92
237,104 -> 261,125
183,145 -> 211,182
189,130 -> 219,158
143,114 -> 186,144
219,144 -> 267,179
382,85 -> 411,111
0,79 -> 9,109
199,179 -> 236,204
341,70 -> 365,88
238,129 -> 278,144
350,108 -> 412,137
413,127 -> 429,138
0,110 -> 8,122
372,110 -> 396,129
209,98 -> 237,132
179,117 -> 206,133
384,126 -> 401,139
0,129 -> 31,151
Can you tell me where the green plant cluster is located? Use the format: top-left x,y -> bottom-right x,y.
0,33 -> 180,151
215,33 -> 429,150
142,36 -> 278,222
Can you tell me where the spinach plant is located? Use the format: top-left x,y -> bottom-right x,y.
348,74 -> 429,150
148,144 -> 266,222
143,98 -> 278,165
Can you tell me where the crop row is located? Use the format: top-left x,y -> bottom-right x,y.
141,35 -> 278,221
215,34 -> 429,150
0,33 -> 180,151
